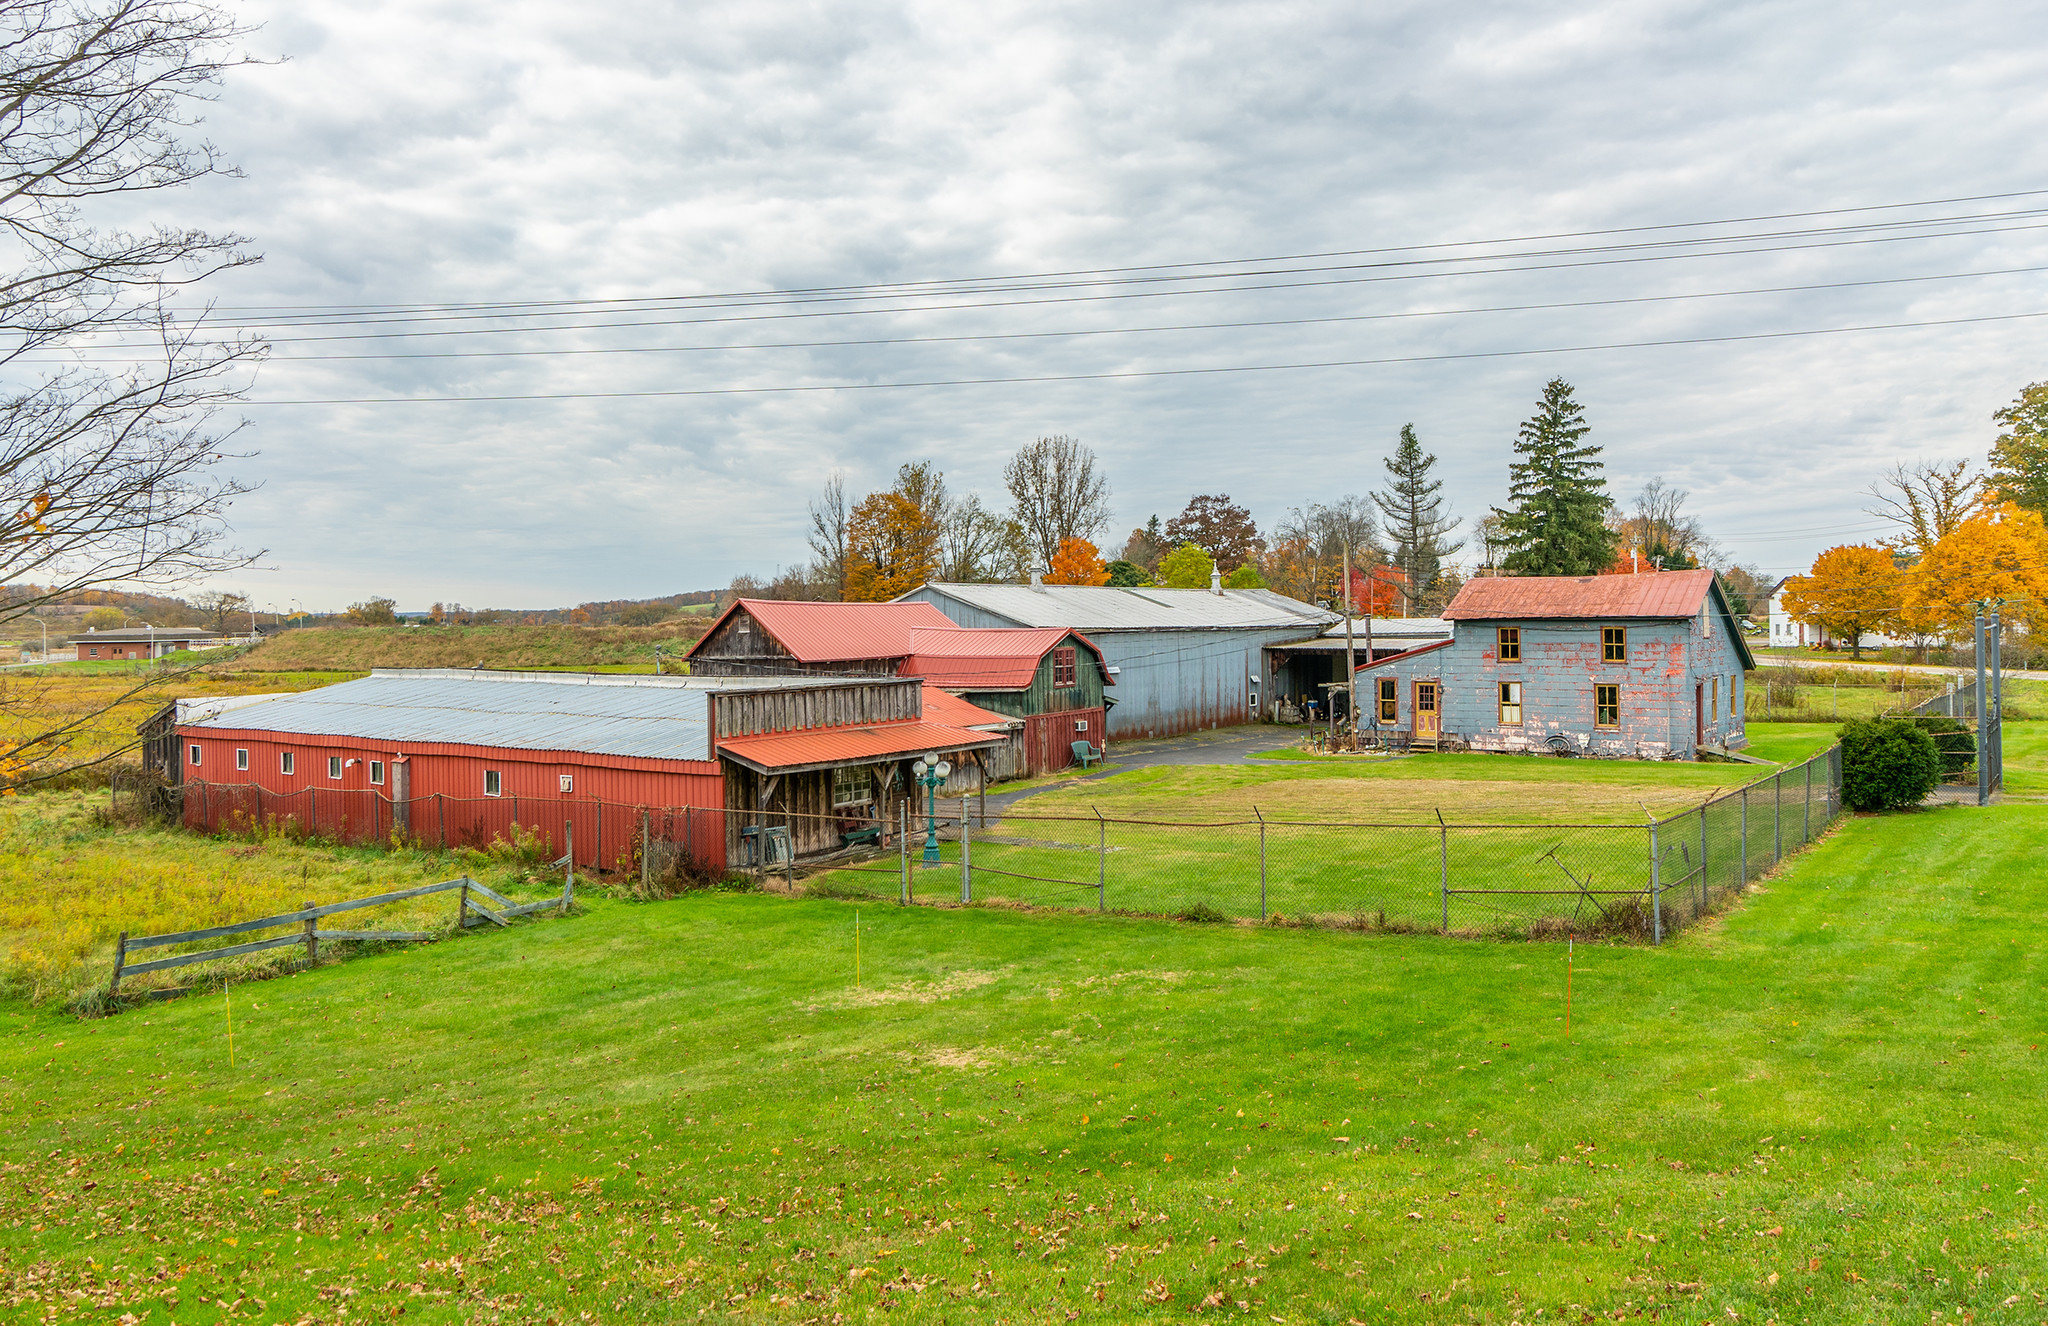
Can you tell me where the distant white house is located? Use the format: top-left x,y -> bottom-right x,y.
1766,578 -> 1907,651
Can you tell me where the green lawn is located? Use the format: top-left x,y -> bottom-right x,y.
2,799 -> 2042,1323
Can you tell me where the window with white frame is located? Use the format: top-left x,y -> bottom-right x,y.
280,751 -> 295,776
832,765 -> 872,808
484,769 -> 502,797
328,755 -> 343,779
235,748 -> 248,771
188,743 -> 201,766
370,760 -> 385,785
559,773 -> 574,794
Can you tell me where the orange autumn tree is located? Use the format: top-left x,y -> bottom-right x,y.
1045,536 -> 1109,586
1779,545 -> 1900,658
844,490 -> 941,601
1901,501 -> 2048,641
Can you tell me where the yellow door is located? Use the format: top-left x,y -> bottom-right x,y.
1414,681 -> 1441,737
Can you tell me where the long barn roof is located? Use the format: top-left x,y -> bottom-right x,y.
906,583 -> 1336,631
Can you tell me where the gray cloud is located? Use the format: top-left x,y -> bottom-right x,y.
128,0 -> 2048,609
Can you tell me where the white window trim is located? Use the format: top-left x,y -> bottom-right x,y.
280,751 -> 295,776
328,755 -> 343,780
484,770 -> 502,797
369,760 -> 385,786
235,748 -> 249,771
558,773 -> 574,794
188,743 -> 202,766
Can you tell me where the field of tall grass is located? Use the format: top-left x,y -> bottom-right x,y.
215,621 -> 708,672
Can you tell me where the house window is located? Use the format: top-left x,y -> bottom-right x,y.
88,647 -> 98,658
280,751 -> 295,776
484,770 -> 502,797
1709,677 -> 1719,726
235,748 -> 249,771
1377,677 -> 1397,723
1052,647 -> 1077,689
832,766 -> 872,808
1595,684 -> 1620,729
1729,674 -> 1738,720
1499,681 -> 1523,725
328,755 -> 343,780
187,743 -> 202,766
370,760 -> 385,785
1497,627 -> 1520,661
559,774 -> 574,794
1074,719 -> 1089,732
1602,626 -> 1627,663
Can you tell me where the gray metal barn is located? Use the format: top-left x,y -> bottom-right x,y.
898,582 -> 1335,739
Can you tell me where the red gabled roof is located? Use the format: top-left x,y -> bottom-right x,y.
921,686 -> 1018,729
687,598 -> 960,663
899,626 -> 1112,690
718,720 -> 1006,774
1442,569 -> 1717,620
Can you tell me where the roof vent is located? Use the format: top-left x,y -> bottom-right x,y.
1030,567 -> 1044,591
1210,568 -> 1223,595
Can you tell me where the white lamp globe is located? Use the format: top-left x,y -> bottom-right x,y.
912,759 -> 928,777
935,761 -> 952,778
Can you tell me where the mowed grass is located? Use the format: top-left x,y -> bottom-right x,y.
2,796 -> 2043,1323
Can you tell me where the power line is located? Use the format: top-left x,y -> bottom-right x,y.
245,307 -> 2048,406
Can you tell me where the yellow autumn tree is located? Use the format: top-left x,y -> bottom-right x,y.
1901,501 -> 2048,641
1045,536 -> 1109,586
1779,545 -> 1901,659
844,490 -> 941,601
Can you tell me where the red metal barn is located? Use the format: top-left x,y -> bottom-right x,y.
899,627 -> 1111,777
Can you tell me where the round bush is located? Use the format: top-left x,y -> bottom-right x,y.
1838,717 -> 1943,811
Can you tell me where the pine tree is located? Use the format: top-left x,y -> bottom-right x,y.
1494,379 -> 1615,576
1372,424 -> 1463,613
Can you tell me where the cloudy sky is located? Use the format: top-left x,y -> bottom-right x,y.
140,0 -> 2048,611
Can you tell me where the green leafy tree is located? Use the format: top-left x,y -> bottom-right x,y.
1838,717 -> 1942,811
1223,562 -> 1264,589
1104,559 -> 1148,586
1372,424 -> 1462,612
1988,381 -> 2048,514
1494,379 -> 1615,576
1156,542 -> 1215,589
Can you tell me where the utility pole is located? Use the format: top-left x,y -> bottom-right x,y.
1975,605 -> 1990,807
1342,544 -> 1358,752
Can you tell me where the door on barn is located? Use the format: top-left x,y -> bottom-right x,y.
1414,681 -> 1441,743
1694,682 -> 1704,746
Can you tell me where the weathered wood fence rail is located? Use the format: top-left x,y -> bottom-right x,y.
109,872 -> 574,997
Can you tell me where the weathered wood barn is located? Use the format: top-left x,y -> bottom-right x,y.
1353,570 -> 1754,759
898,581 -> 1336,739
685,600 -> 1112,776
173,668 -> 1006,869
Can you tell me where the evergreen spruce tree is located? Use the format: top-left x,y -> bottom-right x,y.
1493,379 -> 1616,576
1372,423 -> 1463,613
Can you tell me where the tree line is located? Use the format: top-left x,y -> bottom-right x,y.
1780,380 -> 2048,656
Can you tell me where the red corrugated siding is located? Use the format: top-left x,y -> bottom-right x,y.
176,728 -> 726,870
1021,706 -> 1106,775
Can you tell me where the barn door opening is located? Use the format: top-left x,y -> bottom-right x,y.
1695,681 -> 1704,746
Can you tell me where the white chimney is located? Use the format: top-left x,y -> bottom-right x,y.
1210,568 -> 1223,595
1030,567 -> 1044,591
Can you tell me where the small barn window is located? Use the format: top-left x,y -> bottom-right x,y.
559,774 -> 574,794
235,748 -> 248,771
370,760 -> 385,785
484,770 -> 502,797
1729,674 -> 1738,720
1498,681 -> 1522,725
188,743 -> 202,766
832,766 -> 872,808
1052,647 -> 1077,689
328,755 -> 343,780
1497,627 -> 1520,661
280,751 -> 295,776
1377,677 -> 1397,723
1595,684 -> 1620,729
1602,626 -> 1627,663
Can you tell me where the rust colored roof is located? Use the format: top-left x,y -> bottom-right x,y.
688,598 -> 960,663
1442,569 -> 1717,620
921,686 -> 1018,729
900,626 -> 1111,690
1353,638 -> 1455,670
718,719 -> 1006,774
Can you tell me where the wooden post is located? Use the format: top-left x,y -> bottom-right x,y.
437,793 -> 446,848
640,811 -> 650,892
109,930 -> 127,997
565,820 -> 576,891
302,898 -> 317,965
459,876 -> 471,929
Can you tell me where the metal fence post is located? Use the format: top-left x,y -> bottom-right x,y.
1437,808 -> 1449,935
1648,814 -> 1662,945
1095,807 -> 1107,913
899,798 -> 909,905
1804,758 -> 1812,843
1739,785 -> 1748,883
960,804 -> 971,904
1254,806 -> 1267,920
437,793 -> 446,848
1699,800 -> 1709,911
1773,772 -> 1782,863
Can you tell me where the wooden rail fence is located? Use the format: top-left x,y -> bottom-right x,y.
108,872 -> 575,998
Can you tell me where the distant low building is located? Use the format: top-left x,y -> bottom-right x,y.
66,626 -> 222,660
1766,578 -> 1907,651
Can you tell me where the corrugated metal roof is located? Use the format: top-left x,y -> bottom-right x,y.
900,626 -> 1111,690
718,719 -> 1007,774
1442,570 -> 1716,620
693,598 -> 960,662
179,668 -> 870,763
920,687 -> 1019,730
908,583 -> 1336,631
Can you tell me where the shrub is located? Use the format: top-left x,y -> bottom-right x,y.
1838,718 -> 1942,811
1178,901 -> 1228,924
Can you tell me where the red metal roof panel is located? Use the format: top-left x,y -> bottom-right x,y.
900,626 -> 1112,689
718,719 -> 1007,773
1442,570 -> 1715,620
692,599 -> 960,663
920,687 -> 1018,729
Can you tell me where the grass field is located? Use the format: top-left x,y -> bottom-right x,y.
2,786 -> 2042,1322
216,623 -> 709,673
